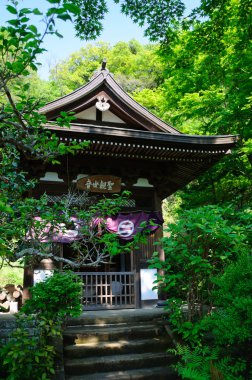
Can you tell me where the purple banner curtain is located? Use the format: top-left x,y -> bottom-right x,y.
28,212 -> 163,243
105,211 -> 163,240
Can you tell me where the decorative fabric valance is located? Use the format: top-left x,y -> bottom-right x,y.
105,211 -> 163,240
27,212 -> 163,243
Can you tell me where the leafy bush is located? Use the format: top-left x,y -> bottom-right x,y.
0,314 -> 59,380
203,253 -> 252,379
21,271 -> 82,321
149,205 -> 248,343
0,271 -> 82,380
170,253 -> 252,380
149,205 -> 251,379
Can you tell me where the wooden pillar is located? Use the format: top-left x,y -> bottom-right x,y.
22,266 -> 34,304
134,271 -> 141,309
153,191 -> 167,302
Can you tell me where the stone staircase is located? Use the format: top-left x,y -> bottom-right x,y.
63,309 -> 179,380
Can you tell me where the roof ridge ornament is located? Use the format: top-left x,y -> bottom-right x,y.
101,59 -> 107,70
91,59 -> 112,80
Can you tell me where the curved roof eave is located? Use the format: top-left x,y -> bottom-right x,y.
39,71 -> 180,134
46,122 -> 238,148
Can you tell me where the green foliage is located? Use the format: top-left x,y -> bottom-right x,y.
205,253 -> 252,350
66,0 -> 108,40
170,253 -> 252,380
132,87 -> 168,121
158,0 -> 251,208
0,314 -> 58,380
21,271 -> 82,320
149,205 -> 249,343
0,271 -> 82,380
169,344 -> 219,380
154,205 -> 251,380
114,0 -> 185,41
171,343 -> 249,380
1,185 -> 139,270
49,40 -> 164,96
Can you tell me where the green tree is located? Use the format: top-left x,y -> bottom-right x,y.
49,40 -> 165,96
149,205 -> 250,343
158,0 -> 252,208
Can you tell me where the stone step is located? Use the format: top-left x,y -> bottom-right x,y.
63,310 -> 176,379
65,365 -> 179,380
64,337 -> 170,358
63,324 -> 165,345
66,320 -> 166,330
66,309 -> 169,327
64,352 -> 174,375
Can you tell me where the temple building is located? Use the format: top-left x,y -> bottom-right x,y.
25,62 -> 237,309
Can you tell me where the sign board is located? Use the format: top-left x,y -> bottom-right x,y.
140,269 -> 158,300
34,270 -> 53,285
77,175 -> 121,193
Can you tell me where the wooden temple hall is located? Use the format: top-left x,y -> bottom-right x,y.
25,62 -> 237,309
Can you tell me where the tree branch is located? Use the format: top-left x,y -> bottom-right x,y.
13,248 -> 109,268
0,78 -> 28,130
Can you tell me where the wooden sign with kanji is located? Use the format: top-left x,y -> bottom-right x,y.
77,175 -> 121,193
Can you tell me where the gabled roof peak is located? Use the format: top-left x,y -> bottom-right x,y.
40,60 -> 180,134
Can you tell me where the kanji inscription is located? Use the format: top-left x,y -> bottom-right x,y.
77,175 -> 121,193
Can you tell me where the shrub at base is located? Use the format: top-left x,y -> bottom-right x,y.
0,271 -> 82,380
